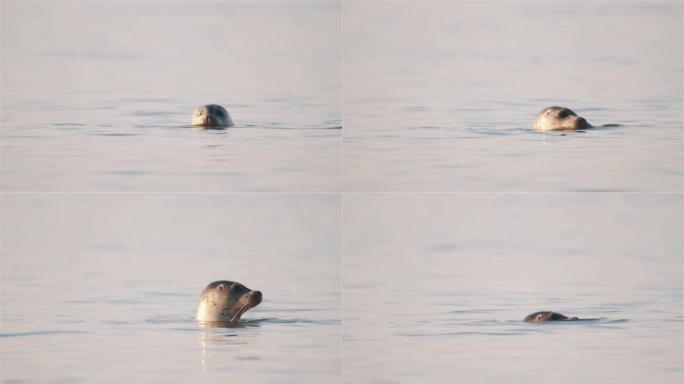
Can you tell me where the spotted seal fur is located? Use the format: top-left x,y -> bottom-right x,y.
524,311 -> 580,323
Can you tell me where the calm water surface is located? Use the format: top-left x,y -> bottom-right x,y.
1,1 -> 341,192
2,2 -> 682,384
343,193 -> 682,383
1,194 -> 341,383
343,1 -> 683,192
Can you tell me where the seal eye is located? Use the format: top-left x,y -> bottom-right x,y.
558,110 -> 569,118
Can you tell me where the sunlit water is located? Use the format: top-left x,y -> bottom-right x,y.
343,193 -> 682,384
343,1 -> 683,192
1,194 -> 341,383
1,1 -> 341,192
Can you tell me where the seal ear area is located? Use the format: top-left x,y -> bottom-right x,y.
542,106 -> 563,115
203,280 -> 236,292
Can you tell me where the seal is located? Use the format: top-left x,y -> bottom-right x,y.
533,106 -> 591,132
524,311 -> 579,323
191,104 -> 234,128
196,280 -> 262,323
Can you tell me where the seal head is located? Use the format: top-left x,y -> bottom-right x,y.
533,106 -> 591,132
196,280 -> 262,323
524,311 -> 579,323
191,104 -> 234,128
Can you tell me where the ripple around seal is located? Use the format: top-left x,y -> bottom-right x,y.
0,330 -> 89,338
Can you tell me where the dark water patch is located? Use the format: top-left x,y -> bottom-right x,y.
64,299 -> 97,304
236,125 -> 341,130
1,134 -> 41,139
90,132 -> 143,137
404,106 -> 432,112
100,320 -> 133,325
399,330 -> 531,337
576,107 -> 611,112
197,321 -> 262,329
406,125 -> 448,131
463,126 -> 524,136
99,170 -> 153,176
1,330 -> 88,338
564,188 -> 630,192
147,316 -> 337,328
53,123 -> 87,127
522,318 -> 627,326
167,327 -> 209,332
264,308 -> 331,315
146,315 -> 194,325
447,309 -> 498,315
250,317 -> 340,326
105,298 -> 145,305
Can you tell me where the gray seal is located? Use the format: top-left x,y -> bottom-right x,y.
191,104 -> 234,128
196,280 -> 262,323
533,106 -> 591,132
524,311 -> 579,323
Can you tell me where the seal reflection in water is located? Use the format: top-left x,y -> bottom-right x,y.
533,106 -> 591,132
524,311 -> 579,323
196,280 -> 262,324
191,104 -> 234,128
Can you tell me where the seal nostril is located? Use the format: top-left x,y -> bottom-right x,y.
577,117 -> 589,128
252,291 -> 262,303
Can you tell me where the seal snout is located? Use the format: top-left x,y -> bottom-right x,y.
576,116 -> 590,129
251,290 -> 262,305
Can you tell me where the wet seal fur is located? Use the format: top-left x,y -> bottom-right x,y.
533,106 -> 591,132
196,280 -> 262,323
524,311 -> 580,323
192,104 -> 234,128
